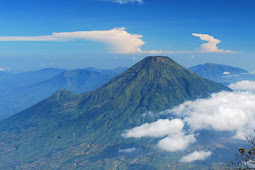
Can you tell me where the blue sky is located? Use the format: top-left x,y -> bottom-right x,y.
0,0 -> 254,72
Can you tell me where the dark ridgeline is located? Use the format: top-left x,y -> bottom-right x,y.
0,56 -> 231,169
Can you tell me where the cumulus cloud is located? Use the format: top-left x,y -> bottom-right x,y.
118,147 -> 137,153
122,119 -> 184,138
124,82 -> 255,154
0,68 -> 4,71
157,134 -> 196,152
112,0 -> 143,4
0,28 -> 145,54
123,119 -> 196,152
229,81 -> 255,92
168,91 -> 255,139
192,33 -> 233,53
180,151 -> 212,163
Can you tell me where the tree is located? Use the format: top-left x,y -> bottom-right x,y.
226,131 -> 255,169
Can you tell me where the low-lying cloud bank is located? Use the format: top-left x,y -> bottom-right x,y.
122,119 -> 184,138
122,119 -> 196,152
169,91 -> 255,139
123,81 -> 255,163
180,151 -> 212,163
229,80 -> 255,92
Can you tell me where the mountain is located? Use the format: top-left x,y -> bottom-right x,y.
189,63 -> 255,85
0,56 -> 231,169
0,68 -> 66,90
0,68 -> 126,120
0,68 -> 66,120
31,68 -> 127,94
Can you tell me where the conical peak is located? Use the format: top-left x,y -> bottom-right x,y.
130,56 -> 181,74
143,56 -> 175,63
145,56 -> 170,59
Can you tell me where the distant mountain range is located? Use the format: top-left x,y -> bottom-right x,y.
0,56 -> 231,169
0,67 -> 127,120
189,63 -> 255,85
0,68 -> 66,89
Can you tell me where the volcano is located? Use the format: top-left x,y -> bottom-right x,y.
0,56 -> 231,169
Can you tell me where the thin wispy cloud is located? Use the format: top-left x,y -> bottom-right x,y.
192,33 -> 233,53
111,0 -> 143,4
118,147 -> 137,153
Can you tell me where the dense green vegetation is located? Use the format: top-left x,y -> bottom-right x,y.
0,56 -> 231,169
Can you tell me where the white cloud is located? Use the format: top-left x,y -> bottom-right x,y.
223,72 -> 231,75
180,151 -> 212,163
192,33 -> 233,53
234,121 -> 255,140
124,82 -> 255,153
0,28 -> 236,54
0,28 -> 145,54
229,81 -> 255,92
168,91 -> 255,139
118,147 -> 137,153
112,0 -> 143,4
0,28 -> 183,55
0,67 -> 11,72
123,119 -> 196,152
141,111 -> 155,117
157,133 -> 196,152
122,119 -> 184,138
0,28 -> 187,55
